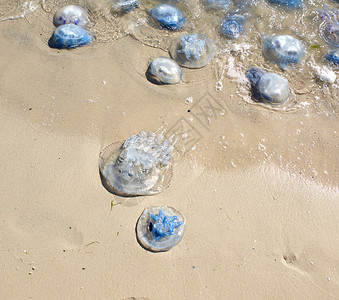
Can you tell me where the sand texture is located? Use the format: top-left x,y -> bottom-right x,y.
0,9 -> 338,300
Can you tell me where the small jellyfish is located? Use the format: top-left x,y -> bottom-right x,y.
99,129 -> 175,197
147,57 -> 182,84
314,5 -> 339,48
136,206 -> 185,252
149,4 -> 185,30
246,66 -> 290,104
220,14 -> 247,39
262,35 -> 304,70
53,5 -> 89,27
267,0 -> 303,9
49,24 -> 93,49
169,34 -> 217,68
325,50 -> 339,66
110,0 -> 140,12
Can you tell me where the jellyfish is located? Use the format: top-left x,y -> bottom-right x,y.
325,50 -> 339,66
169,33 -> 217,68
262,34 -> 304,70
246,66 -> 290,104
110,0 -> 140,12
267,0 -> 303,9
99,129 -> 175,196
314,4 -> 339,47
149,4 -> 185,30
136,206 -> 185,252
220,14 -> 247,39
147,57 -> 182,84
49,24 -> 93,49
53,5 -> 89,27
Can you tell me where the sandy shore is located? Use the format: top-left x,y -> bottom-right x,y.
0,14 -> 338,300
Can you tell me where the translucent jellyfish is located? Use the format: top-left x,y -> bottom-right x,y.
136,206 -> 185,252
110,0 -> 140,12
169,34 -> 217,68
49,24 -> 93,49
149,4 -> 185,30
267,0 -> 303,9
99,129 -> 175,197
220,14 -> 247,39
53,5 -> 89,27
325,50 -> 339,66
203,0 -> 232,11
262,35 -> 304,70
147,57 -> 182,84
246,66 -> 290,104
314,4 -> 339,47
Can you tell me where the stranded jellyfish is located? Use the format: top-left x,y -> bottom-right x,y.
147,57 -> 182,84
136,206 -> 185,252
149,4 -> 185,30
220,14 -> 247,39
110,0 -> 140,12
99,129 -> 175,197
53,5 -> 89,27
49,24 -> 93,49
325,50 -> 339,66
246,66 -> 290,104
262,34 -> 304,70
267,0 -> 303,9
314,4 -> 339,48
169,33 -> 217,68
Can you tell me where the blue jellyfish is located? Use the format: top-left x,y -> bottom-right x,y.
149,4 -> 185,30
49,24 -> 92,49
150,209 -> 183,240
325,50 -> 339,66
246,66 -> 290,104
220,14 -> 247,39
314,5 -> 339,48
111,0 -> 140,12
53,5 -> 89,27
267,0 -> 303,9
136,206 -> 185,252
169,33 -> 217,68
262,35 -> 304,70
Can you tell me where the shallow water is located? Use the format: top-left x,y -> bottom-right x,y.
1,0 -> 338,100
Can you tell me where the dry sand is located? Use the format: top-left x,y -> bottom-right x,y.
0,13 -> 338,300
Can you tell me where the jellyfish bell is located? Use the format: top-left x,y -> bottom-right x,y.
99,130 -> 175,197
325,50 -> 339,67
136,206 -> 185,252
53,5 -> 89,27
149,4 -> 185,30
110,0 -> 140,13
262,34 -> 304,70
49,24 -> 93,49
220,15 -> 247,39
246,66 -> 290,105
314,4 -> 339,48
147,57 -> 182,85
169,33 -> 217,68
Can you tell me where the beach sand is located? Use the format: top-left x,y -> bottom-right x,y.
0,12 -> 338,300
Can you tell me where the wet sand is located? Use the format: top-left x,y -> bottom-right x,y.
0,12 -> 338,300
